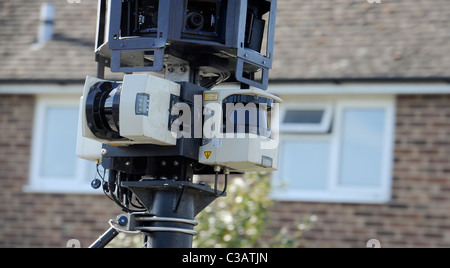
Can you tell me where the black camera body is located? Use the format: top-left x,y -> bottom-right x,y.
96,0 -> 277,90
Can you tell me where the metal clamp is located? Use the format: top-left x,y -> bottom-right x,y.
108,213 -> 199,236
134,215 -> 198,236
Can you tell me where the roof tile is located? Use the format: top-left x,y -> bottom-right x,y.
0,0 -> 449,82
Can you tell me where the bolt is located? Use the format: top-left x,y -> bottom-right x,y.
224,167 -> 231,175
118,216 -> 128,226
101,149 -> 108,155
173,161 -> 179,166
167,67 -> 174,73
161,161 -> 167,166
91,179 -> 102,189
214,165 -> 222,173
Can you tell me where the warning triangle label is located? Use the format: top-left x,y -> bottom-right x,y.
204,151 -> 212,160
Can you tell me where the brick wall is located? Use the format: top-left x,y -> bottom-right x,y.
269,94 -> 450,248
0,95 -> 121,248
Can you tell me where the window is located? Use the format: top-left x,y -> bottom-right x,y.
25,96 -> 98,194
272,97 -> 395,204
280,103 -> 333,134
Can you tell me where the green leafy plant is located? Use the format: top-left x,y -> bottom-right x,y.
194,172 -> 314,248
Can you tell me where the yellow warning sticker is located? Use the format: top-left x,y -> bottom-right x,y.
204,92 -> 219,101
204,151 -> 212,160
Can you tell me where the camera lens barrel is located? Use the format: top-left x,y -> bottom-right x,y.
185,12 -> 205,31
104,87 -> 121,133
85,82 -> 124,141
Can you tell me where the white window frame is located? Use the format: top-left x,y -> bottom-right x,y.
24,95 -> 99,194
272,96 -> 396,204
279,102 -> 334,134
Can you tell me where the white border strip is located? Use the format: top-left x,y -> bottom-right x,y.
268,82 -> 450,95
1,82 -> 450,95
0,84 -> 83,95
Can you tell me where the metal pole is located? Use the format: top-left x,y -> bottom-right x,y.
142,190 -> 196,248
89,227 -> 120,248
123,180 -> 220,248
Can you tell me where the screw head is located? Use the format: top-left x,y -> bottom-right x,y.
91,179 -> 102,189
118,216 -> 128,226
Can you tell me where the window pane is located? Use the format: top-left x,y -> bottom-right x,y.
280,140 -> 330,190
284,110 -> 324,124
339,109 -> 385,187
41,107 -> 79,179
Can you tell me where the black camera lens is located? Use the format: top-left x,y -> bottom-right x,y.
103,87 -> 121,133
85,82 -> 124,141
186,12 -> 205,31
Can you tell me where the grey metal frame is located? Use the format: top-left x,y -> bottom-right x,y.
97,0 -> 277,89
235,0 -> 277,89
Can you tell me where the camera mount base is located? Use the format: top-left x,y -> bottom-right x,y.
90,180 -> 224,248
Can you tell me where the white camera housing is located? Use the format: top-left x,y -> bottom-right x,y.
81,74 -> 180,146
76,96 -> 103,163
198,88 -> 282,172
77,74 -> 283,173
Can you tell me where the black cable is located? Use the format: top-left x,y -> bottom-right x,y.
97,164 -> 115,203
129,192 -> 146,210
103,169 -> 146,214
96,165 -> 147,213
214,172 -> 228,197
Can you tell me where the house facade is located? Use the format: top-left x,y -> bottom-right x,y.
0,0 -> 449,247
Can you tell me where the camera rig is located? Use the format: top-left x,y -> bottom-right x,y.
78,0 -> 279,248
96,0 -> 277,90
